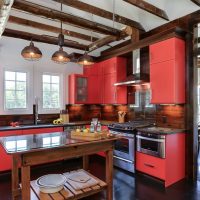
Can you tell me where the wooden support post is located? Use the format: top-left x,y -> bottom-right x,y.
83,155 -> 89,171
21,166 -> 31,200
12,155 -> 19,200
105,150 -> 113,200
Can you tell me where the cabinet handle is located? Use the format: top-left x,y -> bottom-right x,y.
144,163 -> 155,168
114,91 -> 117,102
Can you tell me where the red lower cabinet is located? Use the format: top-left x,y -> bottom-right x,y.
22,127 -> 63,135
136,133 -> 185,187
0,130 -> 22,171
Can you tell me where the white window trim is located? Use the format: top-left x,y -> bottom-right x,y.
2,67 -> 33,115
38,72 -> 64,114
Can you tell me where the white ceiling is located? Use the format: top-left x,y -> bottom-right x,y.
2,0 -> 200,56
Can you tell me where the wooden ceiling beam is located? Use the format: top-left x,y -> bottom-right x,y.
3,28 -> 88,50
191,0 -> 200,6
52,0 -> 144,31
97,27 -> 185,61
8,16 -> 98,42
13,0 -> 122,36
123,0 -> 169,21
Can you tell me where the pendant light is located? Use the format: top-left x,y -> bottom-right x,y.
77,51 -> 94,65
21,40 -> 42,61
77,14 -> 94,66
51,2 -> 70,64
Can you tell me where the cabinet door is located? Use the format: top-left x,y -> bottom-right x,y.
69,74 -> 88,104
103,73 -> 116,104
88,75 -> 101,104
150,60 -> 176,104
136,152 -> 165,180
150,38 -> 184,64
103,58 -> 117,74
116,86 -> 127,104
150,38 -> 176,64
0,130 -> 22,171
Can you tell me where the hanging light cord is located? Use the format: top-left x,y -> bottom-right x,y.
60,2 -> 63,34
113,0 -> 115,28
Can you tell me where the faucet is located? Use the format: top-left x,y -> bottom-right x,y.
33,97 -> 40,125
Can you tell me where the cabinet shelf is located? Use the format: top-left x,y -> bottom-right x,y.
28,169 -> 107,200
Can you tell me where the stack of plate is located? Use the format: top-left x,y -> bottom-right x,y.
36,174 -> 66,193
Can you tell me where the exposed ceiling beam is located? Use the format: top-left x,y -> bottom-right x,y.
13,0 -> 122,36
97,28 -> 185,61
88,35 -> 118,52
123,0 -> 169,21
191,0 -> 200,6
52,0 -> 144,31
8,16 -> 99,42
3,28 -> 88,50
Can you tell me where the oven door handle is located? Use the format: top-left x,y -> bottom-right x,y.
113,155 -> 134,164
136,135 -> 165,142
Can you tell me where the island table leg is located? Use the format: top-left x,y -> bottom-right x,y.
21,165 -> 30,200
12,155 -> 19,200
106,150 -> 113,200
83,155 -> 89,171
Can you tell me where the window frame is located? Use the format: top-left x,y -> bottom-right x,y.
3,68 -> 31,114
40,72 -> 63,114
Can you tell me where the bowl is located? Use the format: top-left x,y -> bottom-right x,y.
36,174 -> 66,193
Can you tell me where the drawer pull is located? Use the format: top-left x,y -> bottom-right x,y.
144,163 -> 155,168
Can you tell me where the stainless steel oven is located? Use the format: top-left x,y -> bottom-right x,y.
109,130 -> 135,173
136,132 -> 166,158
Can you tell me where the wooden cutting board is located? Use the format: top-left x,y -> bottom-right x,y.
70,130 -> 108,141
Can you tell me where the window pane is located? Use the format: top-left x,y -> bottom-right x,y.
16,72 -> 26,81
16,81 -> 26,90
52,84 -> 59,92
43,83 -> 50,91
5,71 -> 15,80
52,76 -> 59,83
5,81 -> 15,90
43,75 -> 50,83
4,71 -> 27,110
5,91 -> 15,100
42,74 -> 60,109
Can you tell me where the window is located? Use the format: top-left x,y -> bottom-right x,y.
42,74 -> 60,109
4,71 -> 27,109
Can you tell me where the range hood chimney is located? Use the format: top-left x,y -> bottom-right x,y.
114,49 -> 149,86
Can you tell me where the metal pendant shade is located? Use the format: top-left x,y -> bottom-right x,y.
21,41 -> 42,61
77,53 -> 94,65
52,46 -> 70,64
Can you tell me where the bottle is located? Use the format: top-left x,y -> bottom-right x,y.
96,122 -> 102,132
90,122 -> 95,133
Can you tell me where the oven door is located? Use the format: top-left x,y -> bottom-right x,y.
114,136 -> 135,161
136,135 -> 165,158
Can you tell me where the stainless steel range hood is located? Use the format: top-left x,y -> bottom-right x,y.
114,49 -> 149,86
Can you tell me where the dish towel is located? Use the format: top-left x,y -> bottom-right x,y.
63,170 -> 99,190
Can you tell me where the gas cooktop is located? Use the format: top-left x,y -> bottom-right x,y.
108,121 -> 154,131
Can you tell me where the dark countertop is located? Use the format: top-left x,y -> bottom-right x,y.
0,131 -> 118,155
0,120 -> 115,132
137,126 -> 185,135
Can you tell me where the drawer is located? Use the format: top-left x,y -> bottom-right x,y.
136,152 -> 166,180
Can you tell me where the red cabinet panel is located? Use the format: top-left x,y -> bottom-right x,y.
136,152 -> 165,180
150,37 -> 184,64
150,37 -> 185,104
69,74 -> 88,104
0,130 -> 22,171
136,133 -> 185,187
103,58 -> 117,74
22,127 -> 63,135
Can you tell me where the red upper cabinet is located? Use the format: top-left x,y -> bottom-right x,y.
102,57 -> 127,104
69,74 -> 88,104
150,37 -> 185,104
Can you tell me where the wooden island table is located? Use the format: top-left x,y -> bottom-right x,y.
0,131 -> 118,200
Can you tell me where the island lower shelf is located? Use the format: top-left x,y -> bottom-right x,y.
24,169 -> 107,200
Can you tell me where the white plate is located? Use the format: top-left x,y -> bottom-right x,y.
37,174 -> 66,187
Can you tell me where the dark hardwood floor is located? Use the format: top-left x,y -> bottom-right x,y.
0,155 -> 200,200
